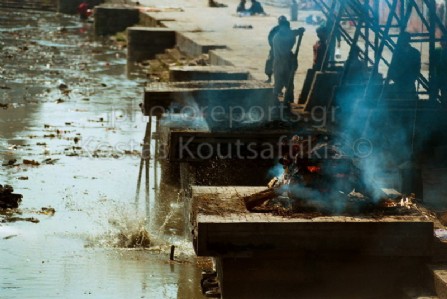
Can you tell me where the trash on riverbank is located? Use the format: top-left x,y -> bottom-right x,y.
0,184 -> 23,209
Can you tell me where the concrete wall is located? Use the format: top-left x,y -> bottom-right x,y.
94,5 -> 139,36
176,32 -> 226,57
169,66 -> 249,82
127,27 -> 176,62
216,256 -> 429,299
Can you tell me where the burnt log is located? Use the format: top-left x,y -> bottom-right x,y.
242,188 -> 277,211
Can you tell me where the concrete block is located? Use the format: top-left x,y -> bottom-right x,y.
169,66 -> 249,82
127,27 -> 176,62
208,49 -> 234,66
176,32 -> 226,57
138,12 -> 174,27
192,187 -> 434,257
430,265 -> 447,299
94,5 -> 139,36
217,256 -> 430,299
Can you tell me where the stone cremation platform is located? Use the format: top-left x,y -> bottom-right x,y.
191,186 -> 434,257
189,186 -> 436,299
143,80 -> 273,113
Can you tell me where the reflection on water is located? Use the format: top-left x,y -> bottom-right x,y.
0,8 -> 203,299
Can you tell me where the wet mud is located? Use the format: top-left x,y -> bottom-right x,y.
0,9 -> 203,299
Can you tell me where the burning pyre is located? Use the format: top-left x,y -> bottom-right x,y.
243,135 -> 418,216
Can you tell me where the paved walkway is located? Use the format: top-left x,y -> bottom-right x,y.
129,0 -> 326,100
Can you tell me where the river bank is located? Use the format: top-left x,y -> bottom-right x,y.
0,8 -> 204,299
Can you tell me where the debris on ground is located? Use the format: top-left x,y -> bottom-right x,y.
0,184 -> 23,209
2,159 -> 18,167
41,158 -> 59,165
23,159 -> 40,166
38,207 -> 56,216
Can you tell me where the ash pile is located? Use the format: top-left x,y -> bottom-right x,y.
243,134 -> 420,216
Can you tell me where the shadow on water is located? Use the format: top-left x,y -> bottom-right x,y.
0,8 -> 203,299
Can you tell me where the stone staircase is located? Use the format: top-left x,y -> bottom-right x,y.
0,0 -> 57,11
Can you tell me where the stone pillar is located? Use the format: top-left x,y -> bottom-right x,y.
94,5 -> 139,36
127,27 -> 176,62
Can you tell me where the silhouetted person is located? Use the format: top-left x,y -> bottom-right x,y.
272,20 -> 304,104
237,0 -> 247,13
290,0 -> 298,21
434,37 -> 447,102
313,25 -> 328,70
388,32 -> 421,97
344,45 -> 368,85
264,15 -> 288,83
248,0 -> 266,15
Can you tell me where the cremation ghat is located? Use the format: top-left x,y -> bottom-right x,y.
189,186 -> 435,299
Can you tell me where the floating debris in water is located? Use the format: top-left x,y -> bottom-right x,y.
23,159 -> 40,166
3,234 -> 18,240
2,159 -> 17,166
39,207 -> 56,216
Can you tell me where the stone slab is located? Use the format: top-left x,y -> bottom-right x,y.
168,65 -> 249,81
176,31 -> 227,57
192,186 -> 434,257
143,80 -> 274,119
127,26 -> 176,62
94,5 -> 139,36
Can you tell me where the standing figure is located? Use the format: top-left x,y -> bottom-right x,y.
388,32 -> 421,97
290,0 -> 298,22
264,16 -> 288,83
434,37 -> 447,102
272,21 -> 304,104
248,0 -> 266,15
343,45 -> 368,85
313,25 -> 328,70
237,0 -> 247,14
77,2 -> 90,20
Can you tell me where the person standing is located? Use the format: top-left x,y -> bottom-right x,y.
313,25 -> 328,70
264,16 -> 288,83
434,37 -> 447,102
272,20 -> 304,104
77,2 -> 90,20
248,0 -> 266,15
388,32 -> 421,97
237,0 -> 248,14
290,0 -> 298,21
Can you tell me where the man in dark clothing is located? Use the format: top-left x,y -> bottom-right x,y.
264,16 -> 288,83
272,20 -> 305,104
313,25 -> 328,70
248,0 -> 266,15
237,0 -> 247,13
388,32 -> 421,97
344,45 -> 368,85
434,37 -> 447,102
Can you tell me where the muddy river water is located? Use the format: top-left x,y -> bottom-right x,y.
0,9 -> 204,299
